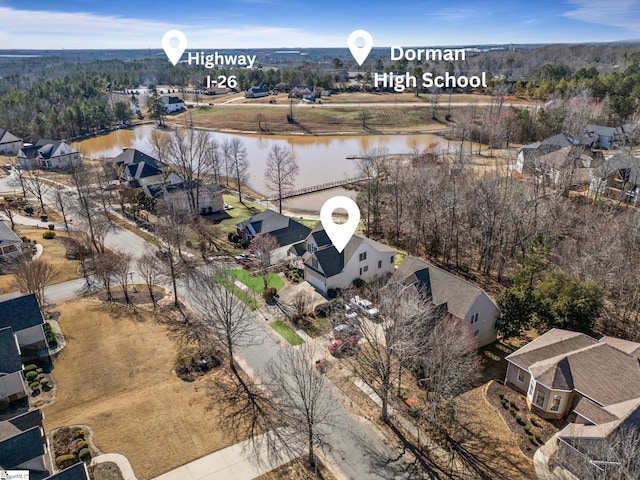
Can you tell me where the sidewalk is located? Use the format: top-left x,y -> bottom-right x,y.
152,431 -> 300,480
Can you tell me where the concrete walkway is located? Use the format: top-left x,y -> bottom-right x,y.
152,431 -> 300,480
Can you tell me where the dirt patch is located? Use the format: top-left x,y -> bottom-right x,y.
486,381 -> 561,458
42,298 -> 247,480
95,285 -> 166,305
90,461 -> 123,480
174,344 -> 222,382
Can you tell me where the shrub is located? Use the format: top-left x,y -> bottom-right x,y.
262,287 -> 277,302
314,302 -> 332,318
73,428 -> 85,439
534,433 -> 541,441
24,364 -> 38,372
40,215 -> 48,222
524,425 -> 531,433
24,206 -> 34,215
498,393 -> 504,400
530,417 -> 538,426
29,381 -> 40,389
509,400 -> 516,407
528,435 -> 536,444
502,401 -> 509,409
42,230 -> 56,239
509,407 -> 515,414
48,223 -> 55,231
78,448 -> 91,462
40,379 -> 50,389
76,440 -> 89,452
352,278 -> 365,288
500,398 -> 507,405
327,288 -> 338,299
56,454 -> 76,468
26,371 -> 38,382
515,414 -> 522,421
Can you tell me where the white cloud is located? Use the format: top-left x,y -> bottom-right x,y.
564,0 -> 640,31
0,6 -> 342,49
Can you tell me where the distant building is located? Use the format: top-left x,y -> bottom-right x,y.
589,153 -> 640,204
581,125 -> 619,150
245,86 -> 269,98
161,96 -> 185,113
149,182 -> 224,216
0,128 -> 22,156
113,148 -> 180,188
17,139 -> 81,170
0,294 -> 48,362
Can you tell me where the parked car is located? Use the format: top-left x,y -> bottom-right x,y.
328,336 -> 359,357
350,296 -> 379,317
333,323 -> 360,337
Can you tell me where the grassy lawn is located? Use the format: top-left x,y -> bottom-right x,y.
270,320 -> 304,346
0,228 -> 80,295
218,194 -> 265,233
214,273 -> 260,309
42,298 -> 242,480
226,269 -> 284,293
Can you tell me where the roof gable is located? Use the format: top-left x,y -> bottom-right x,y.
0,222 -> 21,247
0,129 -> 20,145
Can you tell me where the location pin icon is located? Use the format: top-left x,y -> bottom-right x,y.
348,30 -> 373,66
320,196 -> 361,253
162,30 -> 188,66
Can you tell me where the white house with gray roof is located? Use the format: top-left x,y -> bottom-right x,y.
394,256 -> 499,347
18,139 -> 80,170
302,223 -> 396,294
0,294 -> 48,361
0,128 -> 22,156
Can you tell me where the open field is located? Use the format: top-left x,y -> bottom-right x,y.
42,298 -> 241,480
0,228 -> 80,295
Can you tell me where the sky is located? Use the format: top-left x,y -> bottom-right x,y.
1,0 -> 640,49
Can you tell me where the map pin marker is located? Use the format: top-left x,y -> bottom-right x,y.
348,30 -> 373,66
320,196 -> 361,253
162,30 -> 187,66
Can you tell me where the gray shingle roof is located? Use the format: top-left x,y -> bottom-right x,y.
0,129 -> 20,145
0,327 -> 21,374
238,210 -> 311,247
0,222 -> 21,248
113,148 -> 162,169
0,294 -> 44,332
592,153 -> 640,184
393,256 -> 487,319
0,426 -> 44,469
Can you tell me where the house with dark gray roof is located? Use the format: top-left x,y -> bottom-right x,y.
0,222 -> 23,259
114,148 -> 180,189
0,294 -> 47,361
0,409 -> 48,473
161,96 -> 185,113
589,153 -> 640,204
505,328 -> 640,475
44,462 -> 90,480
17,139 -> 80,170
514,133 -> 580,174
301,222 -> 396,294
393,256 -> 499,347
581,124 -> 620,150
150,182 -> 224,216
0,128 -> 22,156
0,326 -> 26,404
237,210 -> 311,264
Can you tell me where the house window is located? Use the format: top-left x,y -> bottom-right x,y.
363,265 -> 368,273
528,380 -> 535,398
378,260 -> 382,269
312,258 -> 318,269
359,252 -> 367,261
390,255 -> 394,264
517,369 -> 525,383
550,395 -> 561,412
535,390 -> 546,408
308,244 -> 316,253
359,267 -> 362,276
470,313 -> 479,324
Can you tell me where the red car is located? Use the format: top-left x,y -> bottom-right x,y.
328,336 -> 359,357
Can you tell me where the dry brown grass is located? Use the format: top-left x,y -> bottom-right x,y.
42,298 -> 241,480
0,228 -> 80,294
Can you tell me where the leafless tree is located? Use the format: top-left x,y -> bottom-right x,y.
136,251 -> 161,308
250,233 -> 279,290
291,291 -> 312,320
264,344 -> 336,469
356,148 -> 386,236
91,251 -> 120,301
558,425 -> 640,480
351,281 -> 434,423
111,251 -> 134,305
22,168 -> 47,213
154,209 -> 187,308
12,258 -> 58,307
0,199 -> 16,231
70,164 -> 104,253
51,186 -> 70,231
264,144 -> 299,214
223,138 -> 249,203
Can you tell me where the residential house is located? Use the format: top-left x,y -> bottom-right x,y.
0,294 -> 48,361
394,256 -> 499,347
505,329 -> 640,477
0,410 -> 49,474
237,210 -> 311,264
581,124 -> 619,150
532,145 -> 603,187
589,153 -> 640,204
0,327 -> 27,404
161,96 -> 185,113
289,86 -> 317,102
114,148 -> 180,188
149,182 -> 224,215
0,222 -> 23,259
514,133 -> 579,174
0,128 -> 22,156
301,223 -> 396,294
17,140 -> 81,170
245,86 -> 269,98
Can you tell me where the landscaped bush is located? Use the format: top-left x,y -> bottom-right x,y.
24,364 -> 38,372
24,206 -> 34,215
42,230 -> 56,239
528,435 -> 536,444
498,393 -> 504,400
534,433 -> 541,441
262,287 -> 277,302
44,323 -> 57,347
352,278 -> 365,288
530,417 -> 538,426
515,414 -> 522,422
48,223 -> 55,231
502,401 -> 509,409
313,302 -> 332,318
509,400 -> 517,409
29,381 -> 40,389
26,371 -> 38,382
524,425 -> 531,433
509,407 -> 516,415
56,454 -> 76,468
78,448 -> 91,462
76,440 -> 89,452
73,428 -> 85,439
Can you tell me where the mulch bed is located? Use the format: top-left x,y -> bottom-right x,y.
486,381 -> 562,458
96,286 -> 166,305
90,461 -> 124,480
